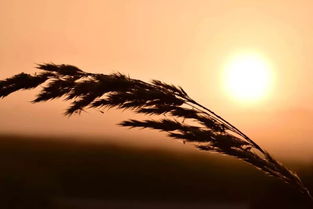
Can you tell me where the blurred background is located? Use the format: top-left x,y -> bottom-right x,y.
0,1 -> 313,208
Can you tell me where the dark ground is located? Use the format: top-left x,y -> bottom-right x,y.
0,134 -> 312,209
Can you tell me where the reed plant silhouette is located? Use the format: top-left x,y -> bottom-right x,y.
0,63 -> 311,200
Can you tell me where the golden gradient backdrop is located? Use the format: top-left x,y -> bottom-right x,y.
0,0 -> 312,161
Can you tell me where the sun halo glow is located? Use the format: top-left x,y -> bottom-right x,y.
224,53 -> 272,103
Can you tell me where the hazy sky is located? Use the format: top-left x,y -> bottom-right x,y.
1,0 -> 313,161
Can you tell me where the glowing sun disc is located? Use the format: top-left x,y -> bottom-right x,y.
224,53 -> 272,102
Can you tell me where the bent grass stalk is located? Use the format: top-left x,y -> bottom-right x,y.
0,63 -> 311,200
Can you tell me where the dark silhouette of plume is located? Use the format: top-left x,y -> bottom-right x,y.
0,63 -> 311,200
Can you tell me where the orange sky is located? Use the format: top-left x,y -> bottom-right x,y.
0,0 -> 313,161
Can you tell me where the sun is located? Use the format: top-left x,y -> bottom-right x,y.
224,53 -> 273,103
